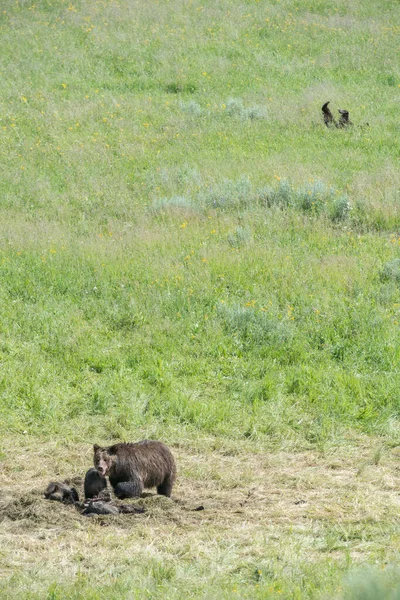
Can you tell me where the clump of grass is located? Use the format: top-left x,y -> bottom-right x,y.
149,195 -> 195,214
256,180 -> 352,222
380,258 -> 400,284
199,176 -> 253,210
257,180 -> 294,209
227,226 -> 252,248
225,98 -> 267,120
385,75 -> 396,87
180,100 -> 202,117
218,304 -> 292,350
296,181 -> 333,214
165,82 -> 196,94
330,195 -> 352,222
351,196 -> 400,232
225,98 -> 245,117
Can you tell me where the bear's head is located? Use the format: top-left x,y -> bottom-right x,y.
93,444 -> 114,476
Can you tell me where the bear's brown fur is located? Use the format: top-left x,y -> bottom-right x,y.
93,440 -> 176,499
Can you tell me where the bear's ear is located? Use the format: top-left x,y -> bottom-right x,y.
93,444 -> 100,452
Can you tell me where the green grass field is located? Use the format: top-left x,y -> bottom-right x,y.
0,0 -> 399,597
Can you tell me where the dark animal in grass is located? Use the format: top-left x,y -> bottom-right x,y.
44,481 -> 79,504
82,499 -> 146,516
93,441 -> 177,500
337,108 -> 352,128
44,479 -> 146,517
82,500 -> 120,516
322,101 -> 336,127
84,467 -> 108,499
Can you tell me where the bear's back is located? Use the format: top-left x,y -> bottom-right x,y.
108,440 -> 176,488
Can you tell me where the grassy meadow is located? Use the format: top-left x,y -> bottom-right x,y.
0,0 -> 400,597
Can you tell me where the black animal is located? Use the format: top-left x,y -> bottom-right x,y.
82,500 -> 120,516
44,478 -> 146,518
84,467 -> 107,499
93,441 -> 177,500
337,108 -> 352,128
322,102 -> 354,128
322,101 -> 336,127
44,481 -> 79,504
81,499 -> 146,516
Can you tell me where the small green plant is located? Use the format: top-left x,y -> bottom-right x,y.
242,105 -> 268,120
199,176 -> 252,210
296,181 -> 332,214
165,82 -> 197,94
258,181 -> 294,208
180,100 -> 202,116
218,304 -> 292,350
330,195 -> 352,222
227,225 -> 252,248
380,259 -> 400,284
149,195 -> 195,214
225,97 -> 245,117
225,98 -> 267,120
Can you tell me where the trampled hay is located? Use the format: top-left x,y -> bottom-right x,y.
0,436 -> 399,597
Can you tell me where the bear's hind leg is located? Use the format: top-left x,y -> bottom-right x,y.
157,474 -> 174,497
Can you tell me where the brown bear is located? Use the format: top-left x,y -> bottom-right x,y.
93,441 -> 176,499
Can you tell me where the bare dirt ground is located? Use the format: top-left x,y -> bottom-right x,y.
0,435 -> 399,596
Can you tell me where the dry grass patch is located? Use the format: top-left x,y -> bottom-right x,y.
0,435 -> 399,597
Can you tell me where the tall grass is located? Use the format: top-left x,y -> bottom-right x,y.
0,200 -> 399,444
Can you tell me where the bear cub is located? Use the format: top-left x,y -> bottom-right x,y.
84,467 -> 108,499
93,440 -> 176,500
